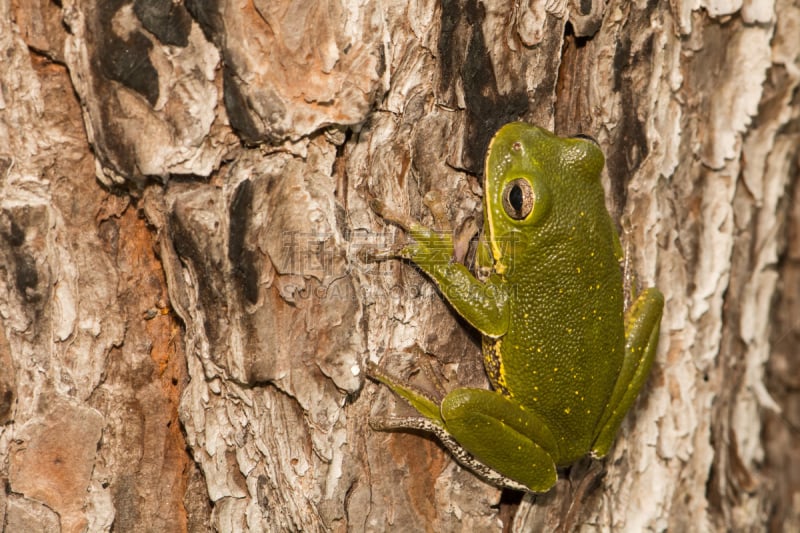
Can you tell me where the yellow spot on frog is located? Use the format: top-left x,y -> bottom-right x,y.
491,339 -> 511,393
564,407 -> 571,414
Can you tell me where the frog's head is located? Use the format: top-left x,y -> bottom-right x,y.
483,122 -> 605,275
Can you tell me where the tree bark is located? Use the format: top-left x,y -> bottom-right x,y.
1,0 -> 798,531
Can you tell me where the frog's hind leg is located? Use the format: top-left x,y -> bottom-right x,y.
440,388 -> 560,493
592,288 -> 664,457
368,365 -> 546,491
372,412 -> 532,492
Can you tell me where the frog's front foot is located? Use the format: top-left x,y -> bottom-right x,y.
358,242 -> 407,263
366,199 -> 455,268
356,199 -> 411,262
369,198 -> 417,231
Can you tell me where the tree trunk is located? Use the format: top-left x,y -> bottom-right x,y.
1,0 -> 798,531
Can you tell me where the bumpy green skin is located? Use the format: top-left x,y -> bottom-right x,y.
372,122 -> 664,493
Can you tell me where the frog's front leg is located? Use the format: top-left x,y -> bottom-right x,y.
368,199 -> 510,337
592,287 -> 664,457
370,365 -> 561,492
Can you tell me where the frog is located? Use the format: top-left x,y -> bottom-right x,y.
367,122 -> 664,493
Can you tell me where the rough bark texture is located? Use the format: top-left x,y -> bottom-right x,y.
1,0 -> 798,531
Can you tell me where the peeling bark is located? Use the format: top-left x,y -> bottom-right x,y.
1,0 -> 798,531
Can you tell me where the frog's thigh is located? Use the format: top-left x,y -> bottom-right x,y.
593,287 -> 664,457
441,388 -> 558,492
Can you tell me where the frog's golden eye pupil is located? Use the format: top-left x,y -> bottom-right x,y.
502,178 -> 534,220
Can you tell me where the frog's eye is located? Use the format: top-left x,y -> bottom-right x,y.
502,178 -> 534,220
571,133 -> 599,145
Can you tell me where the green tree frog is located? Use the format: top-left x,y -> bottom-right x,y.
369,122 -> 664,493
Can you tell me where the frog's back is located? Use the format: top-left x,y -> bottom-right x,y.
499,211 -> 623,461
482,124 -> 626,461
